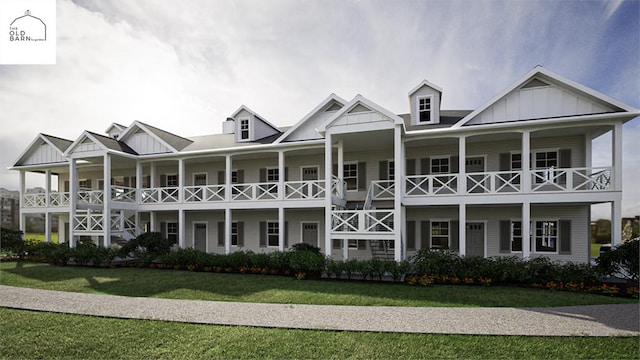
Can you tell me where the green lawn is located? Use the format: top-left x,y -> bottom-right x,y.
1,308 -> 637,359
1,261 -> 635,308
591,242 -> 603,257
24,232 -> 59,243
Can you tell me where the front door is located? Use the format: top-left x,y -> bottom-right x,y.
466,157 -> 485,193
194,223 -> 207,252
465,223 -> 484,257
302,222 -> 319,246
302,167 -> 319,197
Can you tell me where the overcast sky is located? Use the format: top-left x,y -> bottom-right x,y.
0,0 -> 638,219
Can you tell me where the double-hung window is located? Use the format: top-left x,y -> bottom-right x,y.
431,221 -> 449,249
240,119 -> 249,140
511,221 -> 523,252
431,157 -> 449,174
267,222 -> 279,247
231,222 -> 238,246
418,96 -> 433,123
167,222 -> 178,244
535,220 -> 557,253
387,161 -> 395,181
535,151 -> 558,183
344,163 -> 358,191
166,175 -> 178,187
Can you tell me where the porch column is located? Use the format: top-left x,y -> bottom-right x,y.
103,154 -> 112,247
324,132 -> 333,256
393,124 -> 403,261
150,211 -> 157,233
458,136 -> 466,195
522,202 -> 531,259
150,162 -> 156,188
611,200 -> 622,246
278,151 -> 285,200
278,207 -> 285,252
178,209 -> 185,248
224,208 -> 232,254
342,239 -> 348,260
44,212 -> 51,243
225,155 -> 232,201
69,158 -> 78,248
45,169 -> 51,207
337,139 -> 344,196
401,206 -> 407,259
612,123 -> 623,191
584,132 -> 592,168
458,204 -> 466,256
19,171 -> 25,233
521,130 -> 531,193
135,161 -> 142,204
178,158 -> 185,203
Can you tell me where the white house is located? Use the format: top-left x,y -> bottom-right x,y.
11,66 -> 639,263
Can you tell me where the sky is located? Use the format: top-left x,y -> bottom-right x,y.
0,0 -> 638,219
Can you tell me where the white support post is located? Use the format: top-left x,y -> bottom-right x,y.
522,130 -> 531,193
458,204 -> 466,257
522,202 -> 531,259
337,139 -> 344,196
394,124 -> 403,261
611,200 -> 622,246
612,123 -> 623,191
150,162 -> 156,188
401,206 -> 407,259
585,132 -> 592,169
150,211 -> 157,233
45,212 -> 51,243
178,209 -> 185,248
103,154 -> 112,247
45,169 -> 51,207
225,155 -> 232,202
278,151 -> 285,200
225,208 -> 232,254
178,158 -> 185,203
324,133 -> 333,257
458,136 -> 466,195
136,161 -> 142,204
69,159 -> 78,248
19,171 -> 25,233
278,207 -> 285,252
342,239 -> 348,260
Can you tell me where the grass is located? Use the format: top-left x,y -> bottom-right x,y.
1,262 -> 635,308
591,242 -> 603,257
24,232 -> 59,243
1,308 -> 638,359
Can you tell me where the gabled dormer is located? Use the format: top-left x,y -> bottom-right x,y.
105,123 -> 127,140
408,80 -> 442,125
230,105 -> 281,143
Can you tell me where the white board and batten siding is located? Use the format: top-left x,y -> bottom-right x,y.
125,130 -> 172,154
73,138 -> 101,153
329,107 -> 394,133
285,110 -> 336,142
467,84 -> 617,125
21,142 -> 66,165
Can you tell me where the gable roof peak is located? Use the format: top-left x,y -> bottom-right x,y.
409,79 -> 443,96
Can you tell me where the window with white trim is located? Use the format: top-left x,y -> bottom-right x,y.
231,222 -> 238,246
167,222 -> 178,244
511,153 -> 522,171
79,179 -> 90,190
535,220 -> 557,253
240,119 -> 249,140
388,161 -> 395,181
431,158 -> 449,174
193,173 -> 207,186
348,239 -> 366,249
267,222 -> 279,247
344,163 -> 358,191
166,175 -> 178,187
431,221 -> 449,249
418,96 -> 433,123
231,171 -> 239,184
535,151 -> 558,184
267,168 -> 278,182
511,221 -> 523,252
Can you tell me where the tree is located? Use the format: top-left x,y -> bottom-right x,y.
1,227 -> 24,250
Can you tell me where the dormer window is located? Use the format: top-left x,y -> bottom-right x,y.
240,118 -> 249,140
418,96 -> 433,123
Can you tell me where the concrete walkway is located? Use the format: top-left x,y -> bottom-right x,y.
0,285 -> 638,337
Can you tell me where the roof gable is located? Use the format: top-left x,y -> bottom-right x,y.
231,105 -> 281,142
118,121 -> 192,154
277,94 -> 347,143
408,79 -> 443,96
318,95 -> 404,134
64,131 -> 137,157
13,134 -> 72,166
455,66 -> 638,128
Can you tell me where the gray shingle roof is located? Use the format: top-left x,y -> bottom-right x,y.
87,131 -> 138,155
138,121 -> 193,151
41,134 -> 73,152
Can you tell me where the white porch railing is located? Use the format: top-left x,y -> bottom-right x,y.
331,210 -> 395,234
405,174 -> 458,196
73,212 -> 104,232
140,187 -> 179,203
370,180 -> 395,200
531,167 -> 612,192
23,193 -> 46,207
49,192 -> 70,206
466,171 -> 521,194
331,176 -> 346,199
111,186 -> 136,202
77,190 -> 104,205
284,180 -> 326,200
231,182 -> 279,201
184,185 -> 226,202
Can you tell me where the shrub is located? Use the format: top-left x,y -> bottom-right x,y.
1,228 -> 24,251
118,232 -> 174,265
288,250 -> 325,275
24,240 -> 71,265
409,249 -> 461,276
596,239 -> 639,281
289,243 -> 321,255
